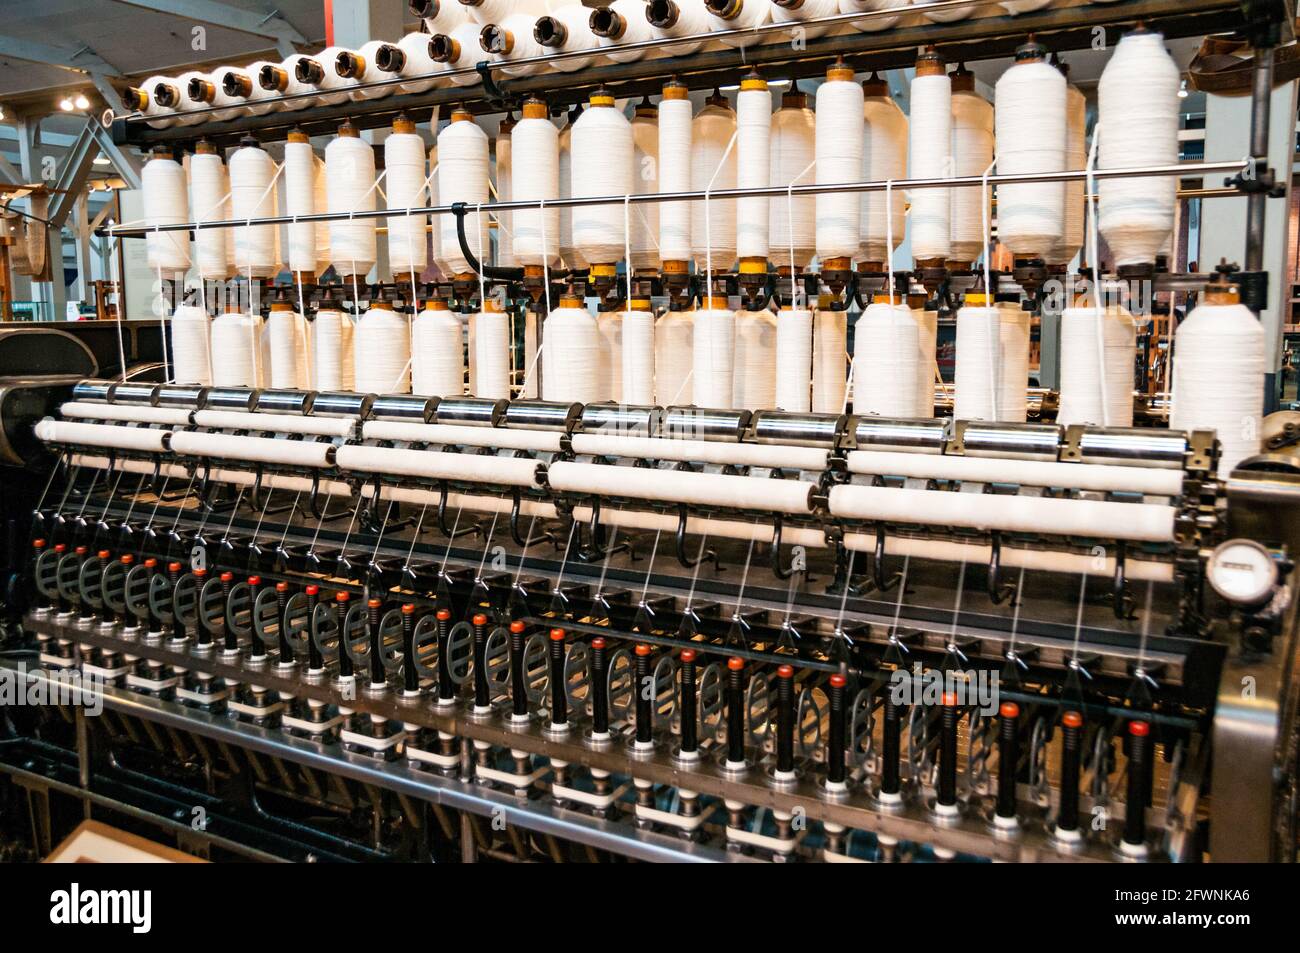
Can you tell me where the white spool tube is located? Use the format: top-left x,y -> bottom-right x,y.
736,81 -> 771,262
630,106 -> 660,272
571,432 -> 828,470
733,309 -> 777,409
495,123 -> 514,269
907,70 -> 952,262
573,504 -> 828,549
815,72 -> 864,261
312,155 -> 332,272
473,308 -> 512,398
557,115 -> 586,269
386,128 -> 429,272
335,442 -> 541,485
598,312 -> 622,402
211,312 -> 264,387
313,309 -> 354,391
438,115 -> 490,275
429,23 -> 488,86
259,56 -> 316,110
812,309 -> 846,414
828,483 -> 1175,542
572,98 -> 634,266
193,409 -> 356,438
326,132 -> 378,276
59,403 -> 191,426
229,143 -> 280,277
412,306 -> 465,397
770,97 -> 816,268
861,83 -> 908,262
533,4 -> 602,72
548,460 -> 816,513
1051,82 -> 1087,266
994,57 -> 1067,260
775,308 -> 813,412
591,0 -> 655,63
853,302 -> 920,418
339,41 -> 395,100
542,305 -> 601,403
690,99 -> 737,267
296,48 -> 351,105
693,308 -> 736,407
36,419 -> 169,453
1058,305 -> 1137,427
143,153 -> 191,276
950,82 -> 994,263
645,0 -> 711,55
381,31 -> 448,94
169,430 -> 332,468
283,138 -> 319,274
658,92 -> 694,264
354,307 -> 412,394
189,151 -> 232,279
265,308 -> 310,389
839,0 -> 910,32
170,305 -> 213,386
954,305 -> 1000,421
703,0 -> 770,47
362,420 -> 562,452
480,13 -> 547,77
912,307 -> 938,418
845,450 -> 1183,495
655,309 -> 693,404
997,302 -> 1031,423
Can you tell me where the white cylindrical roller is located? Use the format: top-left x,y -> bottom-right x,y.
693,308 -> 735,407
511,102 -> 560,266
258,57 -> 316,110
533,3 -> 601,72
189,147 -> 231,280
860,76 -> 908,264
557,111 -> 586,269
170,305 -> 212,385
812,309 -> 846,414
591,0 -> 655,63
912,305 -> 938,417
949,69 -> 993,264
412,303 -> 465,397
169,430 -> 332,468
59,402 -> 192,426
572,504 -> 827,548
828,483 -> 1174,542
852,302 -> 920,417
997,302 -> 1031,423
283,133 -> 318,274
294,48 -> 351,105
193,409 -> 355,438
326,128 -> 378,276
1058,305 -> 1137,427
386,119 -> 429,273
769,90 -> 816,269
335,442 -> 541,486
954,302 -> 1000,421
34,419 -> 169,454
543,303 -> 600,403
1171,297 -> 1265,477
1098,28 -> 1181,268
572,93 -> 634,266
549,460 -> 815,513
1050,78 -> 1087,266
691,95 -> 737,267
354,306 -> 411,394
622,305 -> 656,405
142,149 -> 191,276
994,50 -> 1066,260
429,23 -> 489,85
655,309 -> 693,404
571,433 -> 828,470
839,0 -> 910,31
815,65 -> 864,262
480,13 -> 547,77
210,311 -> 264,387
313,308 -> 355,390
495,118 -> 514,269
265,306 -> 309,389
229,141 -> 280,277
703,0 -> 770,47
775,307 -> 813,412
907,57 -> 952,262
363,419 -> 562,452
597,311 -> 622,402
733,309 -> 777,409
630,102 -> 660,272
658,83 -> 693,265
846,450 -> 1183,496
473,305 -> 511,398
438,111 -> 491,275
736,76 -> 771,263
646,0 -> 711,55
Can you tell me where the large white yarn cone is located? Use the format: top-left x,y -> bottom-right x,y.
438,114 -> 491,275
646,0 -> 711,55
1050,81 -> 1087,267
994,55 -> 1066,260
229,142 -> 280,277
266,307 -> 309,389
812,309 -> 847,413
189,150 -> 231,280
473,307 -> 512,399
704,0 -> 770,48
211,311 -> 263,387
816,69 -> 864,262
543,305 -> 600,403
775,307 -> 813,412
1058,304 -> 1137,427
386,123 -> 429,273
143,152 -> 191,276
736,79 -> 771,263
770,94 -> 816,269
658,88 -> 694,264
412,305 -> 465,397
733,309 -> 777,408
622,306 -> 656,405
283,136 -> 318,275
693,308 -> 736,407
558,115 -> 587,270
512,106 -> 561,267
171,305 -> 212,385
950,76 -> 994,264
354,307 -> 411,394
908,67 -> 952,262
630,104 -> 660,272
572,96 -> 634,266
326,132 -> 378,276
655,310 -> 694,405
313,308 -> 355,391
861,81 -> 908,263
853,302 -> 920,417
690,98 -> 737,268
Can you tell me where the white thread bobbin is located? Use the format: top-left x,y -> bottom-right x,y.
839,0 -> 909,32
210,309 -> 263,387
736,73 -> 772,264
258,57 -> 315,110
143,147 -> 191,277
171,304 -> 212,385
997,299 -> 1031,422
438,108 -> 491,276
1059,301 -> 1136,427
374,30 -> 446,95
655,309 -> 694,405
511,99 -> 560,267
703,0 -> 770,47
573,89 -> 634,267
187,70 -> 239,122
283,130 -> 319,276
124,76 -> 180,128
1098,27 -> 1181,268
597,310 -> 624,402
733,308 -> 777,409
658,80 -> 694,267
387,116 -> 429,273
860,73 -> 907,265
691,91 -> 737,268
907,50 -> 952,264
994,41 -> 1067,260
480,13 -> 547,77
645,0 -> 711,55
816,62 -> 865,263
459,0 -> 542,26
473,300 -> 512,399
266,302 -> 309,389
923,0 -> 972,20
354,301 -> 411,394
949,66 -> 993,266
495,114 -> 515,269
630,99 -> 660,273
412,297 -> 465,397
336,42 -> 396,101
235,60 -> 278,115
770,87 -> 816,269
812,307 -> 847,414
165,71 -> 208,127
188,142 -> 231,280
911,303 -> 938,417
591,0 -> 655,63
621,298 -> 656,405
1171,287 -> 1265,477
853,302 -> 920,417
294,48 -> 351,105
1050,67 -> 1087,267
544,298 -> 601,403
313,305 -> 355,391
229,137 -> 280,277
558,110 -> 587,270
533,4 -> 601,72
416,0 -> 471,33
771,0 -> 840,36
954,296 -> 1001,421
312,154 -> 331,274
428,144 -> 445,273
429,23 -> 489,85
327,122 -> 378,276
775,306 -> 813,412
693,305 -> 736,407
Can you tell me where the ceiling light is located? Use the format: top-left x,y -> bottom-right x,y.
74,94 -> 90,110
59,97 -> 74,111
1178,80 -> 1189,99
93,155 -> 111,166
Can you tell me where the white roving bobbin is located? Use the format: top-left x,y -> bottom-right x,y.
839,0 -> 910,32
430,23 -> 488,85
573,94 -> 634,266
815,67 -> 865,262
283,135 -> 318,274
853,302 -> 921,417
861,76 -> 908,263
911,306 -> 938,417
229,141 -> 280,277
994,52 -> 1066,259
908,63 -> 952,262
419,0 -> 471,33
353,306 -> 411,394
812,309 -> 847,414
459,0 -> 542,25
543,305 -> 600,403
704,0 -> 770,47
259,56 -> 315,110
1058,304 -> 1137,427
1098,29 -> 1181,267
533,4 -> 601,72
1050,80 -> 1087,266
438,112 -> 491,275
655,310 -> 694,405
922,0 -> 972,20
266,307 -> 309,389
413,304 -> 465,397
733,309 -> 777,409
326,129 -> 378,276
386,31 -> 447,94
954,303 -> 1000,421
511,104 -> 560,266
770,92 -> 816,268
558,114 -> 587,269
1171,299 -> 1264,477
591,0 -> 655,63
427,145 -> 445,273
998,302 -> 1031,422
481,13 -> 547,77
312,155 -> 331,274
143,151 -> 191,276
693,308 -> 736,408
386,121 -> 429,273
171,305 -> 212,385
736,77 -> 772,263
630,103 -> 660,272
646,0 -> 711,55
598,312 -> 623,402
339,41 -> 396,100
495,120 -> 514,269
949,71 -> 994,264
771,0 -> 840,37
775,307 -> 813,412
473,306 -> 512,399
189,149 -> 231,279
297,48 -> 351,105
622,306 -> 656,405
211,311 -> 263,387
658,85 -> 694,264
690,96 -> 737,267
313,308 -> 355,391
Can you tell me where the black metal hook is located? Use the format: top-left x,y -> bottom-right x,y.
986,531 -> 1019,606
1113,541 -> 1135,620
769,515 -> 799,580
873,524 -> 902,593
673,504 -> 720,571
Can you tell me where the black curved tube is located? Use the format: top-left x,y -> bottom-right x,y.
452,202 -> 525,282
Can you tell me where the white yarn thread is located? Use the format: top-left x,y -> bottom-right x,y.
512,114 -> 560,266
646,0 -> 711,54
354,308 -> 411,394
658,94 -> 693,263
326,134 -> 378,276
1059,304 -> 1136,427
558,116 -> 587,269
908,72 -> 952,261
592,0 -> 655,63
994,58 -> 1066,259
733,309 -> 777,409
706,0 -> 770,48
344,41 -> 397,100
284,139 -> 318,274
143,153 -> 191,276
543,305 -> 601,402
387,130 -> 429,272
912,306 -> 938,417
860,85 -> 907,262
693,308 -> 736,407
473,308 -> 512,399
188,151 -> 230,279
630,106 -> 660,271
438,117 -> 491,275
412,307 -> 465,396
171,304 -> 212,385
950,83 -> 994,263
622,307 -> 655,404
229,143 -> 280,277
1050,82 -> 1087,266
655,310 -> 694,404
573,102 -> 634,265
954,304 -> 1000,421
267,309 -> 309,388
775,308 -> 813,411
211,312 -> 263,387
313,309 -> 355,391
812,309 -> 846,413
133,75 -> 180,127
815,75 -> 864,260
853,302 -> 920,417
691,100 -> 737,266
736,83 -> 771,262
238,61 -> 278,115
1098,30 -> 1181,267
534,4 -> 601,72
839,0 -> 910,32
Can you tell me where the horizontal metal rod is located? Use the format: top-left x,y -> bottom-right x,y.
104,159 -> 1245,238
